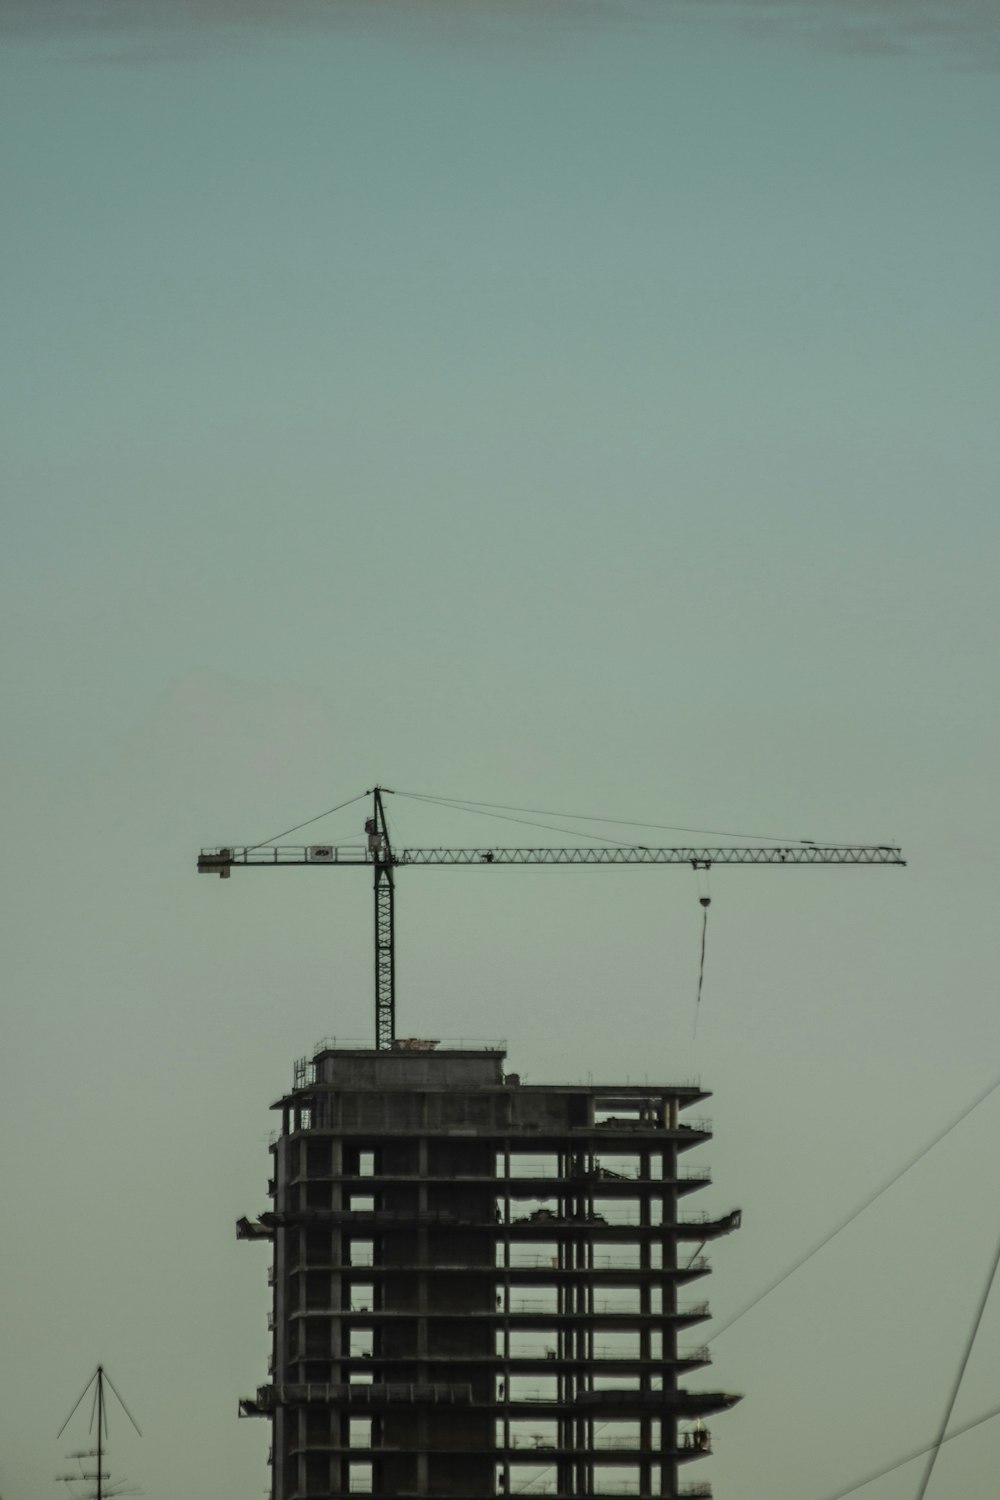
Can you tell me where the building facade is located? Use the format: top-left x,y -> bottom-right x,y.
238,1043 -> 740,1499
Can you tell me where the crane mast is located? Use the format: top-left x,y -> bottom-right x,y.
198,785 -> 905,1049
367,787 -> 395,1053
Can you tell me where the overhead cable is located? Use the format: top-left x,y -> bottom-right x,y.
818,1400 -> 1000,1500
912,1220 -> 1000,1500
710,1067 -> 1000,1341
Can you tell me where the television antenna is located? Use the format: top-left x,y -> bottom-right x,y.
56,1366 -> 142,1500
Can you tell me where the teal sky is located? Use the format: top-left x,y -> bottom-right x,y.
2,3 -> 999,1498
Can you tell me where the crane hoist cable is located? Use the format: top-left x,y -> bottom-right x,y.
697,896 -> 711,1005
693,892 -> 711,1037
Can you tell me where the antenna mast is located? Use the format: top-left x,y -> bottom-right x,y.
57,1366 -> 141,1500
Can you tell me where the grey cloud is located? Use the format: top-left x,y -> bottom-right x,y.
0,0 -> 337,38
675,0 -> 1000,65
0,0 -> 629,61
3,0 -> 1000,67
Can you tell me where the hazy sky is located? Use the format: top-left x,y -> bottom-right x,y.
2,2 -> 999,1498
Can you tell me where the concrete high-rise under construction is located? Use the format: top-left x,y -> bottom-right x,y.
238,1041 -> 741,1499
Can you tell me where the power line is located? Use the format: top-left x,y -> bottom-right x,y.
709,1067 -> 1000,1342
819,1399 -> 1000,1500
912,1219 -> 1000,1500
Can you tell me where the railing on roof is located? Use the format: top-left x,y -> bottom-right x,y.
310,1036 -> 507,1055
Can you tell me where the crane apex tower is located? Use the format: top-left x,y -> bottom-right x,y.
238,1039 -> 741,1500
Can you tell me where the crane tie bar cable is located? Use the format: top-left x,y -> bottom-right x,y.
244,792 -> 370,854
392,787 -> 866,846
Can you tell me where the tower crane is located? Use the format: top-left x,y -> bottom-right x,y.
198,785 -> 905,1050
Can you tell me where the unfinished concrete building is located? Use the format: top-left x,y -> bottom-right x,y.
238,1043 -> 741,1499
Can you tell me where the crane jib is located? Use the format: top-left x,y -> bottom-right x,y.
198,844 -> 905,871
